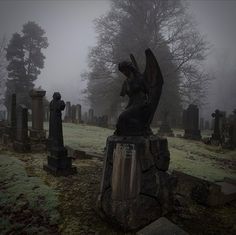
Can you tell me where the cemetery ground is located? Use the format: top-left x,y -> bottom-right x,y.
0,123 -> 235,234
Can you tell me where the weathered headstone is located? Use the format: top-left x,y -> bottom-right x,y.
183,104 -> 201,140
64,101 -> 72,122
13,105 -> 30,152
44,92 -> 77,176
158,111 -> 174,137
75,104 -> 82,123
71,105 -> 76,123
29,89 -> 46,141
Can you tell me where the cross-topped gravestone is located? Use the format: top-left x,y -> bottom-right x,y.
44,92 -> 77,176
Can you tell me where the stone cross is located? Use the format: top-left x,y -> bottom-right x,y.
48,92 -> 65,149
44,92 -> 77,176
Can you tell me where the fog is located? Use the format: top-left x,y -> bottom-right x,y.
0,0 -> 235,117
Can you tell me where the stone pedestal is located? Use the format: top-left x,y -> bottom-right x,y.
43,147 -> 77,176
29,89 -> 46,141
97,135 -> 174,231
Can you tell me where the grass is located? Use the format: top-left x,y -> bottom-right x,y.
43,122 -> 236,182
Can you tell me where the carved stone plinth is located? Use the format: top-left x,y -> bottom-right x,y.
43,147 -> 77,176
97,135 -> 174,231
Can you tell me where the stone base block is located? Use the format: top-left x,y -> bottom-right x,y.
29,129 -> 46,141
44,148 -> 77,176
13,141 -> 31,152
97,135 -> 174,231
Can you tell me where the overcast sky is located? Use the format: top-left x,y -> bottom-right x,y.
0,0 -> 235,117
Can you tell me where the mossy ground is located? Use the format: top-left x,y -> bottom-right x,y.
0,123 -> 235,234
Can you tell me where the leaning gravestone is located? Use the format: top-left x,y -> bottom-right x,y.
97,49 -> 174,231
13,104 -> 30,152
183,104 -> 201,140
44,92 -> 77,176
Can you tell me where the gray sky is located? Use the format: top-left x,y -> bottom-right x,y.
0,0 -> 235,117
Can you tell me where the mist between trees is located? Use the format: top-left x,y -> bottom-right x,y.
82,0 -> 213,125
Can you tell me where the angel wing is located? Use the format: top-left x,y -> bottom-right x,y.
143,48 -> 164,125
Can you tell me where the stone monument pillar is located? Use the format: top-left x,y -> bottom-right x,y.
71,105 -> 76,123
75,104 -> 82,123
13,105 -> 30,152
183,104 -> 201,140
29,89 -> 46,141
44,92 -> 77,176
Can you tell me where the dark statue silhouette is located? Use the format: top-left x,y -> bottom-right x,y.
114,48 -> 163,136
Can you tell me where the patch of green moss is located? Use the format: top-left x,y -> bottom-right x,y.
0,154 -> 60,233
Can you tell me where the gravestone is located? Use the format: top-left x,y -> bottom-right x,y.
64,101 -> 72,122
71,105 -> 76,123
211,109 -> 223,145
13,105 -> 30,152
75,104 -> 82,123
88,108 -> 94,124
29,89 -> 46,141
158,111 -> 174,137
183,104 -> 201,140
44,92 -> 77,176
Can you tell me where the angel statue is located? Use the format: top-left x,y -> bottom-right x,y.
114,48 -> 163,136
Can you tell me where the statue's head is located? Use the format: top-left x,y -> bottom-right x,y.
53,92 -> 61,100
118,61 -> 137,78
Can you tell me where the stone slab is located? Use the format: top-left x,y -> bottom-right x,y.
137,217 -> 189,235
